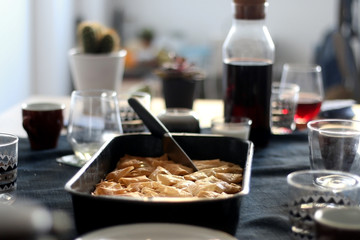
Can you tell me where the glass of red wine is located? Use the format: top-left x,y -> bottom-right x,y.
280,64 -> 324,128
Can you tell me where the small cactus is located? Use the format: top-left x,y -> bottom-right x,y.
97,29 -> 120,53
77,21 -> 121,54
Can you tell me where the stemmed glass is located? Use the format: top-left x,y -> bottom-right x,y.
280,64 -> 324,128
65,89 -> 123,167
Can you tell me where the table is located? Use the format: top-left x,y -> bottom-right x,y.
16,136 -> 77,239
1,96 -> 358,239
0,95 -> 223,138
15,129 -> 308,239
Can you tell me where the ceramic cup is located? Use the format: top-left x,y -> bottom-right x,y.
211,117 -> 252,140
22,102 -> 65,150
157,108 -> 200,133
314,207 -> 360,240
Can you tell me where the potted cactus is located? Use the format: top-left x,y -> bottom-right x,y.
68,21 -> 127,91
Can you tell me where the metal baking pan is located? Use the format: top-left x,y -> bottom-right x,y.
65,133 -> 253,236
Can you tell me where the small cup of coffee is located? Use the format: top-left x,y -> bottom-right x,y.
314,207 -> 360,240
22,102 -> 65,150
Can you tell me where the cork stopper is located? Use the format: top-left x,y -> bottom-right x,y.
233,0 -> 267,20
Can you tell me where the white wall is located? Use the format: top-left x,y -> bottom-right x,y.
112,0 -> 338,97
0,0 -> 340,112
32,0 -> 73,96
0,0 -> 74,113
0,1 -> 31,112
116,0 -> 338,78
267,0 -> 338,75
74,0 -> 113,25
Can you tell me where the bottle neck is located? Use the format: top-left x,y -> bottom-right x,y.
231,18 -> 266,27
232,2 -> 267,20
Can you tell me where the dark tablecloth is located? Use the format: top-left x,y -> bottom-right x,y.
16,132 -> 310,240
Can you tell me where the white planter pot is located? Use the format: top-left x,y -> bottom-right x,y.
68,48 -> 127,91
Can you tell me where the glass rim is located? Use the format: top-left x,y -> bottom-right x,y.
71,89 -> 117,99
307,119 -> 360,135
287,169 -> 360,191
272,82 -> 300,93
314,207 -> 360,230
22,102 -> 65,111
283,63 -> 321,73
159,108 -> 197,116
0,133 -> 19,147
211,116 -> 252,126
117,91 -> 151,102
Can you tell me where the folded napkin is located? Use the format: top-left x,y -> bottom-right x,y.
319,99 -> 356,119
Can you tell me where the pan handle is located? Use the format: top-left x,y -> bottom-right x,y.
128,97 -> 169,138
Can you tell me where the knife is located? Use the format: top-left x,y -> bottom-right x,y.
128,97 -> 198,171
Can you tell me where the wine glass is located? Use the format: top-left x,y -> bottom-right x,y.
280,63 -> 324,128
66,90 -> 123,167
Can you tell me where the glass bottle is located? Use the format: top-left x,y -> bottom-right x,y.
222,0 -> 275,148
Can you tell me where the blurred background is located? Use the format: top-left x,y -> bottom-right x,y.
2,0 -> 357,113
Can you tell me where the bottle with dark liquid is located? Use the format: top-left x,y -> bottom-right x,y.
222,0 -> 275,147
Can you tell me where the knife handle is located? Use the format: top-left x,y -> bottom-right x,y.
128,97 -> 169,138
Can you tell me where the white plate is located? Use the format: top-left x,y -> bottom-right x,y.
76,223 -> 237,240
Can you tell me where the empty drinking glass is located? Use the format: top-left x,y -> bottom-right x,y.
0,133 -> 18,204
287,170 -> 360,240
307,119 -> 360,187
118,91 -> 151,133
271,82 -> 299,134
67,90 -> 123,167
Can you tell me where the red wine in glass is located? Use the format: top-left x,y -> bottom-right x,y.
295,92 -> 322,124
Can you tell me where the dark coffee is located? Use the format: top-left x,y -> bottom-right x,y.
22,103 -> 65,150
315,207 -> 360,240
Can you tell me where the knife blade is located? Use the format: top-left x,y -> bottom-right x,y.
128,97 -> 198,171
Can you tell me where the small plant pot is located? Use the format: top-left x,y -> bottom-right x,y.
162,76 -> 196,109
68,48 -> 127,91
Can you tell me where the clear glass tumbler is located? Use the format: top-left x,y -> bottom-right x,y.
0,133 -> 18,204
307,119 -> 360,187
271,82 -> 299,135
67,90 -> 123,167
287,170 -> 360,240
118,91 -> 151,133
